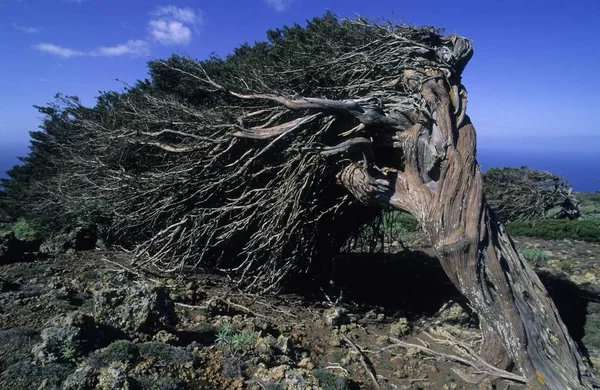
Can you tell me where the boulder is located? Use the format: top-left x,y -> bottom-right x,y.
93,282 -> 177,336
32,312 -> 103,364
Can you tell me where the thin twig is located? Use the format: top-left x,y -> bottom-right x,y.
385,337 -> 527,384
340,333 -> 381,390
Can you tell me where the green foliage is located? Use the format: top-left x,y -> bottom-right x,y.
10,218 -> 39,241
559,261 -> 575,274
346,210 -> 419,252
0,361 -> 72,390
507,219 -> 600,243
216,323 -> 256,354
577,192 -> 600,220
386,211 -> 419,242
88,340 -> 138,369
330,349 -> 344,364
520,248 -> 549,266
59,340 -> 78,362
137,342 -> 194,365
314,368 -> 350,390
0,328 -> 39,371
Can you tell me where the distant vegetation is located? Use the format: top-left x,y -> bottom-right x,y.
578,191 -> 600,220
507,218 -> 600,243
506,190 -> 600,243
483,167 -> 580,223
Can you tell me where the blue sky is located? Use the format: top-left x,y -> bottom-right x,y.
1,0 -> 599,157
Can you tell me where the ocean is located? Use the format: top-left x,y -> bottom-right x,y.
0,147 -> 27,180
477,148 -> 600,193
1,146 -> 599,192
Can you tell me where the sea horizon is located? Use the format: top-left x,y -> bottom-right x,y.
1,145 -> 599,192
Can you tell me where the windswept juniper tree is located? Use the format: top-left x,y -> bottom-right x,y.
484,166 -> 581,222
2,13 -> 597,388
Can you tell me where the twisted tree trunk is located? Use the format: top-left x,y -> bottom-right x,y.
339,71 -> 594,388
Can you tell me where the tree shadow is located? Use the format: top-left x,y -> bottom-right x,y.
536,270 -> 600,357
330,250 -> 600,359
331,250 -> 469,319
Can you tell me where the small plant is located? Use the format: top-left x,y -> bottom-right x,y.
330,349 -> 344,364
314,368 -> 350,390
559,261 -> 575,274
521,248 -> 549,266
215,323 -> 236,344
216,323 -> 256,354
11,218 -> 39,241
60,341 -> 78,362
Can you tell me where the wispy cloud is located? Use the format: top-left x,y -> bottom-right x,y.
33,40 -> 149,58
90,40 -> 149,57
264,0 -> 295,12
148,5 -> 203,46
13,23 -> 42,33
63,0 -> 90,3
152,5 -> 200,24
34,43 -> 84,58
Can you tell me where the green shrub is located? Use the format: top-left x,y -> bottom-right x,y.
88,340 -> 138,369
11,218 -> 39,240
0,361 -> 72,390
559,261 -> 575,274
0,328 -> 39,370
314,368 -> 350,390
520,248 -> 549,266
577,192 -> 600,220
507,219 -> 600,243
137,342 -> 194,365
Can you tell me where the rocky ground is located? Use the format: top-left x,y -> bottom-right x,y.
0,233 -> 599,389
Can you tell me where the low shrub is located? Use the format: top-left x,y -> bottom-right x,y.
215,323 -> 256,354
11,218 -> 39,241
520,248 -> 549,266
314,368 -> 350,390
507,219 -> 600,243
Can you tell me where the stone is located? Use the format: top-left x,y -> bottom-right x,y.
437,301 -> 470,325
323,307 -> 349,327
390,318 -> 410,338
93,282 -> 177,336
32,312 -> 102,364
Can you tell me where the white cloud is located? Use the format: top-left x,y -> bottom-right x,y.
264,0 -> 295,12
152,5 -> 200,24
148,5 -> 203,46
13,23 -> 42,33
148,20 -> 191,46
34,43 -> 84,58
91,39 -> 149,57
34,40 -> 149,58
